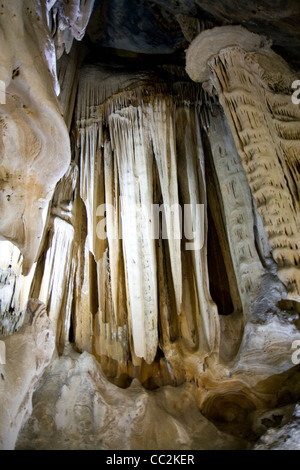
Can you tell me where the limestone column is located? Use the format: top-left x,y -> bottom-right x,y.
186,26 -> 300,301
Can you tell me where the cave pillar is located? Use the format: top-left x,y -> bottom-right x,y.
186,26 -> 300,300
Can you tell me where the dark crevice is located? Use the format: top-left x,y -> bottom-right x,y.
207,204 -> 234,316
202,128 -> 241,316
89,251 -> 99,316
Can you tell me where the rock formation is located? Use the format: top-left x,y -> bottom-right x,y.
0,0 -> 72,276
16,346 -> 251,450
0,1 -> 299,451
186,26 -> 300,298
0,299 -> 54,450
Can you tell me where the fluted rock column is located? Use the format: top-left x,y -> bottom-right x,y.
186,26 -> 300,300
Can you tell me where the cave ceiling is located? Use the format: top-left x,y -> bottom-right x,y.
84,0 -> 300,69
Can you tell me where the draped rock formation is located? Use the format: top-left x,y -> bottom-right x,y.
0,0 -> 93,332
30,65 -> 223,385
0,4 -> 300,451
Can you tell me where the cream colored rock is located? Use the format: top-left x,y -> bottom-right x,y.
0,0 -> 92,326
31,162 -> 88,354
72,66 -> 221,368
0,299 -> 55,450
254,404 -> 300,450
16,347 -> 250,450
0,0 -> 71,274
46,0 -> 95,59
1,8 -> 300,449
186,26 -> 271,85
33,62 -> 300,410
186,26 -> 300,300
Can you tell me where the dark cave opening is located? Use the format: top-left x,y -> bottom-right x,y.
207,204 -> 234,316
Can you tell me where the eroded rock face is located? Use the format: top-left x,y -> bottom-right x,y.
16,347 -> 250,450
0,0 -> 93,335
0,0 -> 94,277
0,0 -> 71,275
0,299 -> 55,450
254,404 -> 300,450
192,0 -> 300,69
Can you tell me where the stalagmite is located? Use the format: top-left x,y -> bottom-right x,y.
146,98 -> 182,315
15,348 -> 250,451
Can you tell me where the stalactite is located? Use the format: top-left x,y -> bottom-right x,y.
212,52 -> 300,298
204,109 -> 266,313
71,64 -> 224,380
175,105 -> 219,352
0,242 -> 33,335
46,0 -> 95,59
108,106 -> 158,364
30,162 -> 89,353
56,43 -> 83,131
